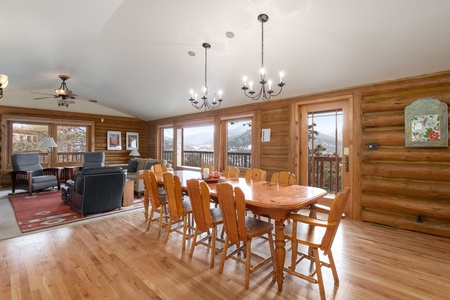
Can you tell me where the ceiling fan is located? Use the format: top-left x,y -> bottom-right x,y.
32,75 -> 96,107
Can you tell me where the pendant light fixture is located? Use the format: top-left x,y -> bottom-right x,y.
241,14 -> 285,101
0,74 -> 9,99
189,43 -> 223,110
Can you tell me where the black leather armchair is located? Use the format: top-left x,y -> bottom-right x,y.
64,152 -> 105,181
64,167 -> 126,216
10,152 -> 61,195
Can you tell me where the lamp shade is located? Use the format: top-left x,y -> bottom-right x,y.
129,149 -> 140,157
39,137 -> 58,148
0,74 -> 8,87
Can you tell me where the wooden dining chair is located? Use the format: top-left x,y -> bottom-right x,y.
271,171 -> 297,185
163,172 -> 193,252
244,168 -> 267,182
216,182 -> 276,289
186,179 -> 224,268
141,170 -> 169,237
285,187 -> 350,300
223,166 -> 240,179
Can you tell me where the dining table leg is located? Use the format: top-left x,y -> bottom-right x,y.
274,220 -> 286,292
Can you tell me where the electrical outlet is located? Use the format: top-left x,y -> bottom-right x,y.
416,214 -> 424,223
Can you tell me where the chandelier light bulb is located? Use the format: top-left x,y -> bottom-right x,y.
260,67 -> 266,76
268,80 -> 272,91
279,71 -> 284,83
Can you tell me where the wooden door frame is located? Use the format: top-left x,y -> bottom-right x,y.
292,94 -> 355,218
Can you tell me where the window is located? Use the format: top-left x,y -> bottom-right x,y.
307,109 -> 343,193
5,117 -> 92,168
161,127 -> 173,163
56,125 -> 87,163
181,125 -> 214,168
225,119 -> 252,168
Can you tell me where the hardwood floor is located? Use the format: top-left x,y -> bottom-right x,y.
1,208 -> 449,299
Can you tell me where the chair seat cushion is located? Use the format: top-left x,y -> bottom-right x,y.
32,174 -> 57,184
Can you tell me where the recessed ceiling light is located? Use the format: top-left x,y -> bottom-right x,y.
226,31 -> 235,38
188,51 -> 196,56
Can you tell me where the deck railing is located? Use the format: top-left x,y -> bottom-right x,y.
164,151 -> 342,193
163,150 -> 251,169
38,152 -> 85,164
309,156 -> 342,193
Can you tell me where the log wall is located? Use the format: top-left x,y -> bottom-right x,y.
360,84 -> 450,236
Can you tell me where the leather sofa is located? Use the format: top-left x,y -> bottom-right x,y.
63,166 -> 126,216
126,158 -> 172,197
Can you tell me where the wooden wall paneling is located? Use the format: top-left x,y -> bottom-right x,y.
362,193 -> 450,219
260,107 -> 290,178
252,110 -> 262,169
361,209 -> 450,237
360,81 -> 450,237
0,106 -> 147,187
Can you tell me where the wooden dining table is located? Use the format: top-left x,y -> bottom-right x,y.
154,170 -> 327,292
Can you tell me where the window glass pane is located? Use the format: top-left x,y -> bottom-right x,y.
12,123 -> 49,163
56,125 -> 86,163
227,120 -> 252,168
183,125 -> 214,167
307,110 -> 343,193
162,128 -> 173,163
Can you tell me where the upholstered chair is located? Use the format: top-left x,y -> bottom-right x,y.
10,152 -> 61,196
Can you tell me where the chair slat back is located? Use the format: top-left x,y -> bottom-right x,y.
163,172 -> 184,220
148,171 -> 162,208
217,183 -> 247,245
151,164 -> 167,173
245,168 -> 266,182
271,171 -> 297,185
322,187 -> 350,252
187,179 -> 213,232
223,166 -> 240,179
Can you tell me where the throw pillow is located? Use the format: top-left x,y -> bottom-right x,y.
127,159 -> 138,173
144,161 -> 157,170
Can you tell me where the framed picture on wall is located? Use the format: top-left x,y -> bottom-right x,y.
405,97 -> 448,147
126,132 -> 139,150
107,131 -> 122,150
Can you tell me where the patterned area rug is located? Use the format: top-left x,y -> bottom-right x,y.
9,190 -> 143,233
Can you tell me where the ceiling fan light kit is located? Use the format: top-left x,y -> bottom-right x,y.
241,13 -> 286,102
55,75 -> 72,96
189,42 -> 223,110
0,74 -> 9,99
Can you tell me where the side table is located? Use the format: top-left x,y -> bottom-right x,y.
123,179 -> 134,206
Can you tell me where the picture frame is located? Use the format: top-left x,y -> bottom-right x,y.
126,132 -> 139,150
405,97 -> 448,148
107,131 -> 122,150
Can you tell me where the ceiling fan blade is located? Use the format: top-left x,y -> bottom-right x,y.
34,97 -> 54,100
30,92 -> 55,96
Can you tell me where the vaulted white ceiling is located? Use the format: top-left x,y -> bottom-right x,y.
2,0 -> 450,120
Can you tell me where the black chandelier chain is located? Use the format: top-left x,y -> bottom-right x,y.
189,43 -> 223,110
241,13 -> 285,102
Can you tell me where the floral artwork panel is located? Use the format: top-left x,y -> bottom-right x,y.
411,114 -> 441,142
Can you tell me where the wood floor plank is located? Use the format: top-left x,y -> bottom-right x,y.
1,208 -> 450,299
